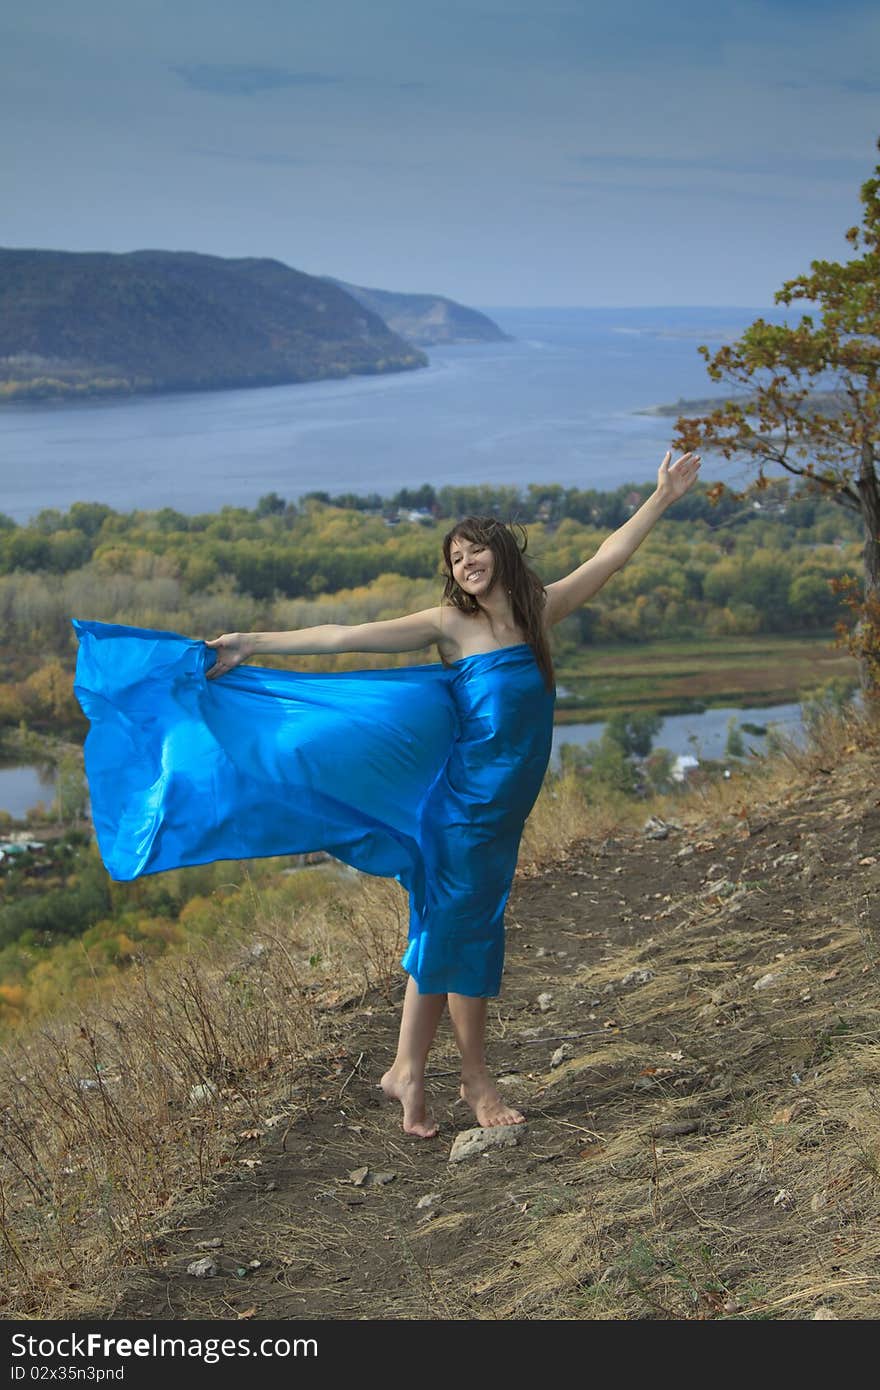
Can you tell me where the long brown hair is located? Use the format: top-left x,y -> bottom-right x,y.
440,515 -> 555,693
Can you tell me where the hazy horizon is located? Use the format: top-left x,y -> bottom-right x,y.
0,246 -> 790,312
3,1 -> 878,308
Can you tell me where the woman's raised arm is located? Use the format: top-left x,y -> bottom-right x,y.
205,607 -> 447,679
543,450 -> 701,628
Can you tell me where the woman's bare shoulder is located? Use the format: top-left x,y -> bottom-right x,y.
435,603 -> 468,661
436,604 -> 540,662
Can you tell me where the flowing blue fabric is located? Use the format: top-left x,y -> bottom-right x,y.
71,619 -> 556,997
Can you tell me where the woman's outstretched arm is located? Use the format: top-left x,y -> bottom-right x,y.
543,450 -> 701,627
204,606 -> 447,679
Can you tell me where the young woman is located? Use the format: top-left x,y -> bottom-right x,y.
201,449 -> 701,1138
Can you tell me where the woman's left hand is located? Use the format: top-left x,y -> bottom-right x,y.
657,449 -> 701,500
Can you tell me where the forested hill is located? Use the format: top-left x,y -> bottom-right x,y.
0,248 -> 427,401
323,278 -> 510,346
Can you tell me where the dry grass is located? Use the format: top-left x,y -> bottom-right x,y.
521,771 -> 641,868
0,869 -> 412,1317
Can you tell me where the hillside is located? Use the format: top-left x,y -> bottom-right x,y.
324,277 -> 510,346
0,248 -> 427,401
1,704 -> 878,1321
638,391 -> 845,419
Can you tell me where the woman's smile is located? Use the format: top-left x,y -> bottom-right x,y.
451,541 -> 494,590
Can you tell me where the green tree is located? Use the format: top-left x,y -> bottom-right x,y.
55,749 -> 88,823
724,716 -> 745,759
675,138 -> 880,703
788,570 -> 845,628
604,710 -> 662,759
641,746 -> 676,795
801,676 -> 859,732
256,492 -> 286,516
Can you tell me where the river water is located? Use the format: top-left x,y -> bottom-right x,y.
0,305 -> 794,524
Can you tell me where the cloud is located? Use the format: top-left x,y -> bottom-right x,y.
186,147 -> 317,168
554,177 -> 846,205
171,64 -> 342,96
774,75 -> 880,94
833,77 -> 880,93
186,146 -> 428,174
574,153 -> 873,180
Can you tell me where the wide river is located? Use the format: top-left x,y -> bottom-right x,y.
0,305 -> 793,522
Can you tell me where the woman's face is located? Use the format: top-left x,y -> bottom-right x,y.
449,534 -> 496,598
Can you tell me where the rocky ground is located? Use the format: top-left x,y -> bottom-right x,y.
104,733 -> 880,1321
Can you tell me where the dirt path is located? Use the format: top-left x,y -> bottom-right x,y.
109,749 -> 880,1321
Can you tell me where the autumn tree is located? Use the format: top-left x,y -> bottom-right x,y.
674,138 -> 880,704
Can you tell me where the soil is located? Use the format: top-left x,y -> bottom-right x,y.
106,743 -> 880,1321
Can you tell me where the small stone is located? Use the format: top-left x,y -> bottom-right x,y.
188,1082 -> 219,1106
643,817 -> 669,840
551,1043 -> 573,1068
810,1190 -> 829,1213
537,992 -> 553,1012
754,972 -> 783,991
449,1125 -> 524,1163
701,878 -> 736,897
416,1192 -> 442,1210
348,1166 -> 370,1186
187,1257 -> 219,1278
372,1171 -> 396,1186
195,1238 -> 223,1249
653,1120 -> 699,1138
812,1307 -> 838,1320
621,969 -> 655,988
772,851 -> 800,869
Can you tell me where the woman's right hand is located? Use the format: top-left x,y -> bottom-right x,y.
204,632 -> 253,679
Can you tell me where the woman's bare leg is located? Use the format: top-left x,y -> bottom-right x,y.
380,974 -> 447,1138
447,992 -> 525,1127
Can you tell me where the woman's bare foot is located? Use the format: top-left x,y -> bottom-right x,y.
379,1066 -> 439,1138
460,1067 -> 525,1127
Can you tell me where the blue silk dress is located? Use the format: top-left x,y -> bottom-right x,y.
71,620 -> 556,997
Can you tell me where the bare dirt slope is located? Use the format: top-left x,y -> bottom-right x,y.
107,740 -> 880,1321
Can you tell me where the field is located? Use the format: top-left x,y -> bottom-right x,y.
554,632 -> 858,722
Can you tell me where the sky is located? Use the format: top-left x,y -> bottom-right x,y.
2,0 -> 879,307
